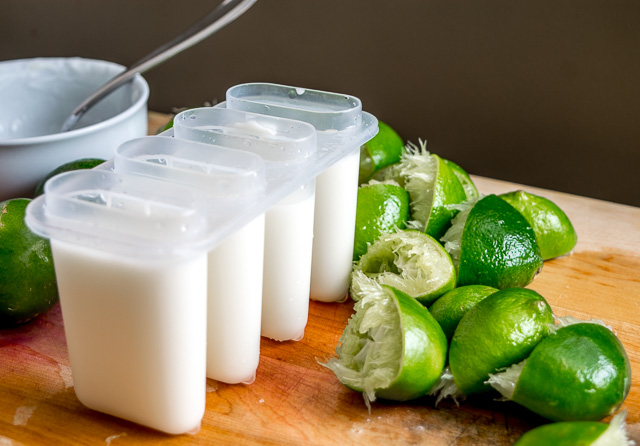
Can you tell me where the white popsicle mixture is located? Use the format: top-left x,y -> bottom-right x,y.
206,214 -> 265,383
261,182 -> 316,341
50,240 -> 208,435
309,148 -> 360,302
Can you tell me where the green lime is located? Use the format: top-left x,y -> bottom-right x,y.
34,158 -> 106,197
441,194 -> 543,289
488,321 -> 631,421
428,284 -> 498,340
513,412 -> 633,446
442,158 -> 479,201
353,182 -> 410,261
322,283 -> 448,405
0,199 -> 58,327
397,143 -> 468,240
351,229 -> 456,306
500,190 -> 578,260
358,121 -> 404,184
434,288 -> 554,399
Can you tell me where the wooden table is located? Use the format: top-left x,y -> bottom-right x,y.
1,113 -> 639,445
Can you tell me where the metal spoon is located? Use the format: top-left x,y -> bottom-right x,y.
61,0 -> 257,132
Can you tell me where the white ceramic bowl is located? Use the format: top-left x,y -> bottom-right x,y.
0,57 -> 149,201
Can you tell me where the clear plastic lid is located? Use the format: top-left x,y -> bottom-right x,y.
27,86 -> 379,258
25,169 -> 214,258
224,82 -> 378,154
115,136 -> 267,202
172,107 -> 320,206
173,107 -> 317,164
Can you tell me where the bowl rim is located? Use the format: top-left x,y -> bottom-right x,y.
0,57 -> 149,147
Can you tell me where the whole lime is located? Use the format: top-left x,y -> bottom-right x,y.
0,199 -> 58,327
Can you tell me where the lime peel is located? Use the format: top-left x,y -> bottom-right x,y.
323,283 -> 448,411
324,281 -> 401,407
398,142 -> 437,232
513,411 -> 633,446
486,359 -> 526,400
440,196 -> 480,269
352,229 -> 456,305
552,315 -> 613,333
429,366 -> 464,406
595,411 -> 634,446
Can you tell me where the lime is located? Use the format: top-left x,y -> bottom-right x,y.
358,121 -> 404,184
0,199 -> 58,327
322,283 -> 448,406
34,158 -> 106,197
513,412 -> 633,446
488,320 -> 632,421
351,229 -> 456,306
428,284 -> 498,340
395,142 -> 468,239
433,288 -> 554,400
442,158 -> 479,201
500,190 -> 578,260
441,194 -> 544,289
353,182 -> 410,261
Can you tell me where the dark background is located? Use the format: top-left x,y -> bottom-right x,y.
3,1 -> 639,206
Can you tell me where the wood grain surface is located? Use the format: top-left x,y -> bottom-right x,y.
1,113 -> 638,445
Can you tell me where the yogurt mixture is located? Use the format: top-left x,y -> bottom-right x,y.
51,240 -> 207,435
310,148 -> 360,302
206,214 -> 265,383
261,183 -> 315,341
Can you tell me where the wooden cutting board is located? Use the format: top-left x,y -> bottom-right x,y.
1,113 -> 639,445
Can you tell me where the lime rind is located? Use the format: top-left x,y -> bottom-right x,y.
486,359 -> 527,400
370,162 -> 405,185
444,194 -> 544,289
429,366 -> 465,406
513,411 -> 633,446
366,179 -> 403,188
440,196 -> 480,269
397,143 -> 437,232
447,288 -> 554,396
383,140 -> 466,239
489,322 -> 631,421
429,284 -> 499,341
351,229 -> 456,305
443,159 -> 479,201
358,121 -> 404,184
323,281 -> 401,406
552,315 -> 613,333
500,190 -> 578,260
594,411 -> 634,446
353,182 -> 410,261
323,283 -> 447,409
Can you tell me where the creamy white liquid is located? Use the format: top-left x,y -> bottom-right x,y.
51,240 -> 207,435
261,182 -> 315,341
206,214 -> 265,384
310,148 -> 360,302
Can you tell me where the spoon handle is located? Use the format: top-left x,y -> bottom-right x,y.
61,0 -> 257,132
